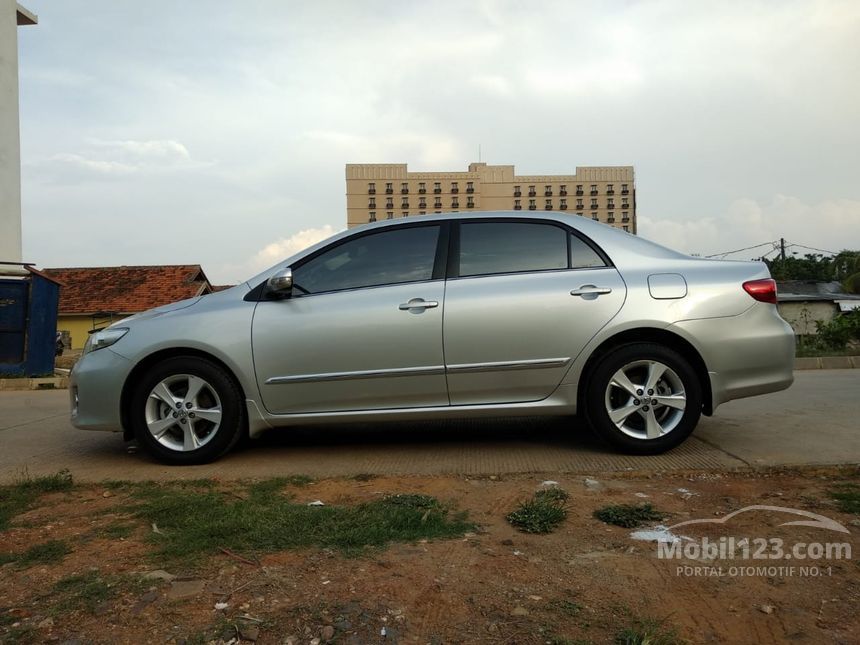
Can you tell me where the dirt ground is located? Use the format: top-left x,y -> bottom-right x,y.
1,468 -> 859,644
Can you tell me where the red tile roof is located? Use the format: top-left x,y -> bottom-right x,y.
43,265 -> 212,315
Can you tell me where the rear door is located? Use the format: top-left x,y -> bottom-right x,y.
443,219 -> 626,405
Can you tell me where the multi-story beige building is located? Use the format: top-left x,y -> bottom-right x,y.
345,162 -> 636,233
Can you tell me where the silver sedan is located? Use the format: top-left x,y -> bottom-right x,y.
70,212 -> 795,464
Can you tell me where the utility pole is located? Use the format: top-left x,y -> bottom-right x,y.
780,238 -> 786,261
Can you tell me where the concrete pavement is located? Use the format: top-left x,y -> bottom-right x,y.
0,370 -> 857,482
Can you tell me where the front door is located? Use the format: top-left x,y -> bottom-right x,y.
252,223 -> 448,414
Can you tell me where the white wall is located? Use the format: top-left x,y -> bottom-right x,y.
0,0 -> 23,264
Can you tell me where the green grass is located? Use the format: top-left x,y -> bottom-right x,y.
614,617 -> 684,645
49,571 -> 115,614
126,480 -> 473,564
506,487 -> 570,534
829,483 -> 860,514
795,345 -> 860,358
0,470 -> 73,531
2,539 -> 72,568
593,503 -> 664,529
100,523 -> 136,539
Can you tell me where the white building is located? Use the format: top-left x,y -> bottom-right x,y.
0,1 -> 37,265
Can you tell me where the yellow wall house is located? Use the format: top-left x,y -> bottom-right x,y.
43,265 -> 213,350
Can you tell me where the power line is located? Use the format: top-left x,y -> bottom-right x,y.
785,243 -> 840,256
704,241 -> 777,259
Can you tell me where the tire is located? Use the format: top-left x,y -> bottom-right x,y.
130,356 -> 245,465
585,343 -> 702,455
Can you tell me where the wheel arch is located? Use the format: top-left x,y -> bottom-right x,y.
120,347 -> 248,440
576,327 -> 713,417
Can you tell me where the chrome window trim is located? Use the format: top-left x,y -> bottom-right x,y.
265,357 -> 571,385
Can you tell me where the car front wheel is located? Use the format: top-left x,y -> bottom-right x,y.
586,343 -> 702,454
130,356 -> 245,465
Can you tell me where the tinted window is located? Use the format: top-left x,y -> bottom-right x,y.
293,226 -> 440,294
459,222 -> 567,277
569,234 -> 607,268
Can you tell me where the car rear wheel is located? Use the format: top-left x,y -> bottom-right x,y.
586,343 -> 702,454
131,357 -> 245,465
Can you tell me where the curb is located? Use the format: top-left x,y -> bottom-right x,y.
0,376 -> 69,391
794,356 -> 859,370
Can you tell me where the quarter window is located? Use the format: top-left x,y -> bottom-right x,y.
459,222 -> 567,277
293,226 -> 440,294
569,234 -> 606,269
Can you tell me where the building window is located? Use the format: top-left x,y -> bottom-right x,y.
576,184 -> 583,196
591,199 -> 598,208
368,182 -> 376,194
451,182 -> 459,194
622,211 -> 630,222
622,198 -> 629,207
420,210 -> 426,215
606,184 -> 614,195
560,199 -> 567,209
623,225 -> 629,232
419,182 -> 426,193
369,211 -> 376,222
591,212 -> 599,220
576,198 -> 583,208
514,199 -> 522,210
401,182 -> 409,194
514,185 -> 522,197
385,182 -> 393,194
434,199 -> 442,208
466,181 -> 474,193
607,200 -> 615,209
434,182 -> 441,193
386,211 -> 394,219
529,199 -> 536,210
401,198 -> 409,208
607,212 -> 615,223
545,185 -> 552,196
559,184 -> 567,196
386,198 -> 393,208
452,198 -> 459,208
467,196 -> 474,208
435,210 -> 441,214
368,198 -> 376,208
403,211 -> 409,217
621,184 -> 629,195
419,198 -> 427,208
528,185 -> 536,197
590,184 -> 598,196
545,199 -> 553,210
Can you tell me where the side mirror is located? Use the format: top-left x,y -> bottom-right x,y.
266,267 -> 293,295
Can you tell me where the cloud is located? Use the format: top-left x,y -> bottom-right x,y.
638,196 -> 860,258
217,225 -> 340,284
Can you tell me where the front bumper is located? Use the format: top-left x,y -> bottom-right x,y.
70,348 -> 133,432
670,303 -> 795,411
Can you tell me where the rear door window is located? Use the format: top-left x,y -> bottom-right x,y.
459,222 -> 568,277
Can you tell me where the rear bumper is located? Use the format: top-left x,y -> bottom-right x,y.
69,348 -> 132,432
670,303 -> 795,411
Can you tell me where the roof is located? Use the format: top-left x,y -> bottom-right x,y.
776,280 -> 860,303
43,265 -> 212,315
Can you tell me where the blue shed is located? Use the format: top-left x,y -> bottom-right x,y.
0,263 -> 61,377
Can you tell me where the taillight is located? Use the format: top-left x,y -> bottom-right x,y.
743,278 -> 778,304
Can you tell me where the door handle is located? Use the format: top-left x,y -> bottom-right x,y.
570,285 -> 612,298
399,298 -> 439,311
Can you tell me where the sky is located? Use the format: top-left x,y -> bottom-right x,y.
16,0 -> 860,284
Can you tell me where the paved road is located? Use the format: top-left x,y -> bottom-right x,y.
0,370 -> 857,482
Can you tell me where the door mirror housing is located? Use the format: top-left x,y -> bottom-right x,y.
266,267 -> 293,296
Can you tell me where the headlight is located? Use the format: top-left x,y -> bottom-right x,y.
83,328 -> 129,355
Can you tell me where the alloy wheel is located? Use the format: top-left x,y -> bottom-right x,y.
604,359 -> 687,440
144,374 -> 223,452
